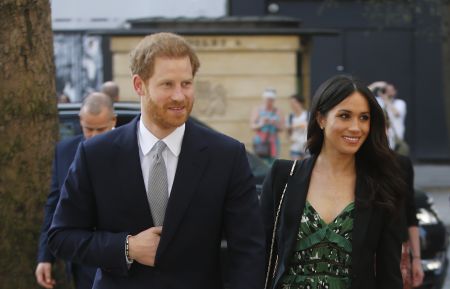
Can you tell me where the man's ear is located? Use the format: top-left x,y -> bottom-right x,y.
132,75 -> 145,96
111,115 -> 117,128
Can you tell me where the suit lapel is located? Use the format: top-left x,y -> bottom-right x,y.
113,116 -> 154,229
275,157 -> 316,283
351,175 -> 373,269
156,120 -> 209,260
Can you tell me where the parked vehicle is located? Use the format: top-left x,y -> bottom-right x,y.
415,190 -> 449,289
57,102 -> 448,288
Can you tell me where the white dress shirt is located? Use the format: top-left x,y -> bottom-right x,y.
137,119 -> 185,196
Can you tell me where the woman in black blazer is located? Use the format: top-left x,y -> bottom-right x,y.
261,75 -> 406,289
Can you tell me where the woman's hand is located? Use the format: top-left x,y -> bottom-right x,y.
411,257 -> 424,287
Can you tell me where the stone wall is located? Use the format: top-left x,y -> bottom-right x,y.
111,35 -> 307,159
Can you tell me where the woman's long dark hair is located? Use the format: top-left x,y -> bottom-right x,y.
306,75 -> 405,214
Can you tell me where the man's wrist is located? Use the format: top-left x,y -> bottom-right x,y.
125,235 -> 134,264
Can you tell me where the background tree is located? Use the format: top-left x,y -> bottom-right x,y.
0,0 -> 61,287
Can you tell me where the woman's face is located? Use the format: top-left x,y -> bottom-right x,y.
318,91 -> 370,156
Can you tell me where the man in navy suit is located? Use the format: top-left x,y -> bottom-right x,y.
35,92 -> 116,289
48,32 -> 265,289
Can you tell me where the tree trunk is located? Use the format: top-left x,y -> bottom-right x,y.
0,0 -> 59,287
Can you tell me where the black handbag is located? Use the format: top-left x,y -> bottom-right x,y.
264,160 -> 298,289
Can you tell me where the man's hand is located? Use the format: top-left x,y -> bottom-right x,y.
35,262 -> 56,289
128,226 -> 162,266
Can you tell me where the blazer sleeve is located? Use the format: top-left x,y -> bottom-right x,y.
404,157 -> 419,227
37,152 -> 59,263
375,211 -> 403,289
223,143 -> 266,289
48,142 -> 129,276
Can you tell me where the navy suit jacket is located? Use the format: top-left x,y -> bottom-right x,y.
48,117 -> 266,289
38,134 -> 84,264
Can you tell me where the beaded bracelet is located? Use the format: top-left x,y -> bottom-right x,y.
126,235 -> 133,263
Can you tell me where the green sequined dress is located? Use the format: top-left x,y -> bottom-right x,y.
281,201 -> 355,289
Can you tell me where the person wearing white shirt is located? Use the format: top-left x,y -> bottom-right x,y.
286,94 -> 308,160
376,84 -> 407,141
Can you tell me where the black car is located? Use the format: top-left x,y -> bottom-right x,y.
415,190 -> 449,289
58,102 -> 448,288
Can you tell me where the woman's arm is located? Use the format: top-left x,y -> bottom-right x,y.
376,214 -> 403,289
274,110 -> 285,131
408,226 -> 424,287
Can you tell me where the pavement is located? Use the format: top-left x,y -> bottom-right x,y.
414,164 -> 450,192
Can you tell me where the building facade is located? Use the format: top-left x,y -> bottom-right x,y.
230,0 -> 450,161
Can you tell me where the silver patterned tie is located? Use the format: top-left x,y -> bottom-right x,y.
147,141 -> 168,226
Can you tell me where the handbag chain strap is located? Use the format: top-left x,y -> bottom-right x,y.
263,160 -> 297,289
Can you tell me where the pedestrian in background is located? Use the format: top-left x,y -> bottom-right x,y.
101,80 -> 120,102
261,75 -> 406,289
57,94 -> 71,103
380,91 -> 422,287
369,82 -> 409,155
397,155 -> 424,289
286,94 -> 308,160
36,92 -> 116,289
250,88 -> 284,164
376,83 -> 407,141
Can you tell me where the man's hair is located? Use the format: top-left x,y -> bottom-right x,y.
129,32 -> 200,81
80,92 -> 115,118
101,81 -> 120,101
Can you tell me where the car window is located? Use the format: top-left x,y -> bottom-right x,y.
59,114 -> 82,140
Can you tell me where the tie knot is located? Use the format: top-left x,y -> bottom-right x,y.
154,141 -> 166,156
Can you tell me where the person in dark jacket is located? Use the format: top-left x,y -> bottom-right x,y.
261,75 -> 406,289
47,32 -> 265,289
35,92 -> 116,289
397,155 -> 424,289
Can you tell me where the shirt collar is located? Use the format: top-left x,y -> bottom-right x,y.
138,118 -> 185,157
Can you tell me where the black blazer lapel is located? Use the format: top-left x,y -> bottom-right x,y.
113,116 -> 154,230
351,175 -> 373,271
275,156 -> 316,284
156,120 -> 209,260
273,156 -> 373,286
